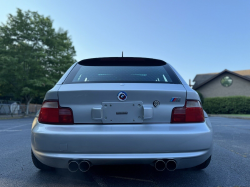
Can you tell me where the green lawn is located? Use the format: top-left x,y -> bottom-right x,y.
222,114 -> 250,116
209,114 -> 250,118
226,114 -> 250,117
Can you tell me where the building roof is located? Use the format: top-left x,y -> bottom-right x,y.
233,69 -> 250,76
193,69 -> 250,89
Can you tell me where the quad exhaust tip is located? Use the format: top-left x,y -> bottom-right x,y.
165,160 -> 177,171
68,160 -> 91,172
68,159 -> 175,172
154,159 -> 177,171
68,161 -> 79,172
79,161 -> 91,172
155,160 -> 166,171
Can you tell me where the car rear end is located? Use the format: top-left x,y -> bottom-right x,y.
31,57 -> 213,172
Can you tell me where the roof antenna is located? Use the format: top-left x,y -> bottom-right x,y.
122,51 -> 123,57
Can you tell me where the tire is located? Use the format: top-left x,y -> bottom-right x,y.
31,150 -> 54,171
195,156 -> 211,170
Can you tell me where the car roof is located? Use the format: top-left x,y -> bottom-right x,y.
78,57 -> 167,66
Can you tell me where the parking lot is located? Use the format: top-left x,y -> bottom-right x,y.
0,117 -> 250,187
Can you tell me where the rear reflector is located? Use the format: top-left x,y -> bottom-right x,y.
38,101 -> 74,124
171,100 -> 204,123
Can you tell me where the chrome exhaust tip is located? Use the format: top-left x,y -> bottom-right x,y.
155,160 -> 166,171
165,160 -> 177,171
79,160 -> 91,172
68,161 -> 79,172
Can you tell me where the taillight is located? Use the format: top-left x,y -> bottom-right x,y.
171,100 -> 204,123
38,101 -> 74,124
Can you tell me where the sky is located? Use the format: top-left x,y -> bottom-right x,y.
0,0 -> 249,84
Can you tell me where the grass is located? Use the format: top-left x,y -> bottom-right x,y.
230,114 -> 250,117
209,114 -> 250,118
219,114 -> 250,117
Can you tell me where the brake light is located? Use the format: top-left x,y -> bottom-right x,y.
171,100 -> 204,123
38,101 -> 74,124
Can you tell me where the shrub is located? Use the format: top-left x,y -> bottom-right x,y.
202,96 -> 250,114
197,91 -> 204,104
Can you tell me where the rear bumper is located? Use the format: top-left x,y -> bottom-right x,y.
32,148 -> 212,169
31,118 -> 213,169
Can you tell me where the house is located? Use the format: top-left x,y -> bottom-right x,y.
192,69 -> 250,98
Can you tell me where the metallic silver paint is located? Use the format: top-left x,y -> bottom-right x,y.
43,84 -> 61,101
168,64 -> 201,101
32,61 -> 213,170
58,83 -> 187,123
31,117 -> 213,169
204,110 -> 209,118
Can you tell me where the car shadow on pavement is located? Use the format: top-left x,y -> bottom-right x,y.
30,164 -> 209,187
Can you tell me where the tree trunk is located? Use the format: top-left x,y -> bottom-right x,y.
26,97 -> 33,115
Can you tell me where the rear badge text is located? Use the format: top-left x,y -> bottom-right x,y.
170,97 -> 181,102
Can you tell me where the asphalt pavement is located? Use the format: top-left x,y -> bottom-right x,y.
0,117 -> 250,187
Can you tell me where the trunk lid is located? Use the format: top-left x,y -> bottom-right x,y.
58,83 -> 186,123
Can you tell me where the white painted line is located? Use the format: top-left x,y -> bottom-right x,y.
0,130 -> 22,132
109,176 -> 154,183
92,175 -> 107,187
3,124 -> 31,130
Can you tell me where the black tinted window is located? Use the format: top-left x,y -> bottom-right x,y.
64,64 -> 180,84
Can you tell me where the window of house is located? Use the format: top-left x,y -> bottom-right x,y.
221,76 -> 233,87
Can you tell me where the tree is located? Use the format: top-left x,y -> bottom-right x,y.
0,9 -> 76,114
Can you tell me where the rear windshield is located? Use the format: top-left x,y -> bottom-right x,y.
64,64 -> 180,84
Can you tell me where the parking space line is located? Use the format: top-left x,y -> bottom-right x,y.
108,176 -> 154,183
230,149 -> 248,158
92,174 -> 107,187
3,124 -> 31,130
214,142 -> 249,158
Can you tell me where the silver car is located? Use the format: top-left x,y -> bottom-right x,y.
31,57 -> 213,172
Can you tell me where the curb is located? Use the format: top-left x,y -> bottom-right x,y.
208,114 -> 250,120
0,115 -> 36,120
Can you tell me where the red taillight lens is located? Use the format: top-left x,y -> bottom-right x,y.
59,108 -> 74,124
38,101 -> 59,123
171,100 -> 204,123
38,101 -> 74,124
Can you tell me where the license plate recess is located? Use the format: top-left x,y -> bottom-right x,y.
102,102 -> 143,123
